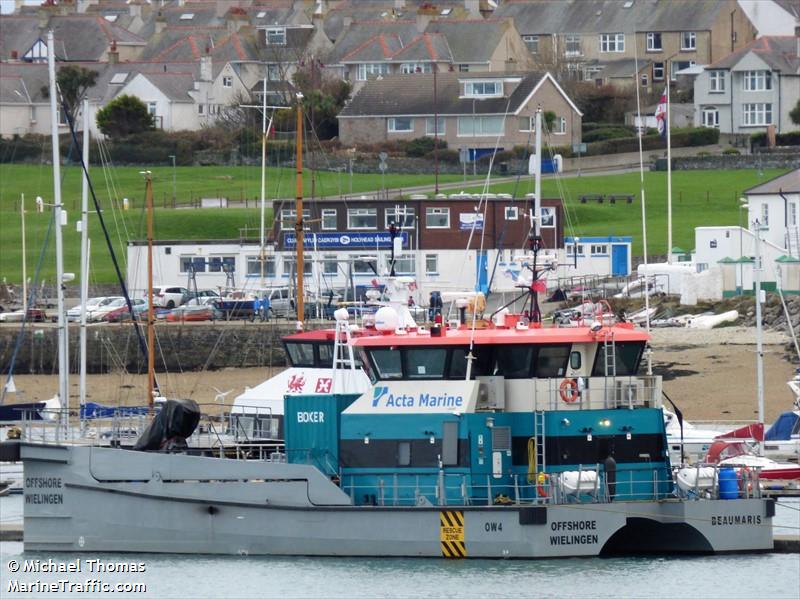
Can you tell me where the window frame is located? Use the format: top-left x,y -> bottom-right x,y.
505,206 -> 519,221
266,27 -> 287,46
680,31 -> 696,51
553,116 -> 566,135
742,103 -> 773,127
222,75 -> 233,88
464,80 -> 502,98
425,116 -> 445,136
321,208 -> 337,231
347,208 -> 378,230
564,34 -> 581,57
356,62 -> 389,81
599,33 -> 625,53
425,207 -> 450,229
646,32 -> 662,51
743,70 -> 772,92
702,106 -> 719,128
425,253 -> 439,275
522,35 -> 539,54
385,207 -> 415,229
457,115 -> 504,137
653,62 -> 665,81
709,70 -> 726,93
280,208 -> 311,231
246,255 -> 276,277
387,116 -> 413,133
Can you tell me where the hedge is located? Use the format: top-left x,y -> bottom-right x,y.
751,131 -> 800,147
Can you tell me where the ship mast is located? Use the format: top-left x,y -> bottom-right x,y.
295,93 -> 305,326
145,174 -> 156,412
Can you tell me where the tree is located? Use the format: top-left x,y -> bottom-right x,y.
96,95 -> 154,138
41,65 -> 98,126
791,98 -> 800,126
289,64 -> 352,139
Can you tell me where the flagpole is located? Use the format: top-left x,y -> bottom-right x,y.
666,80 -> 672,264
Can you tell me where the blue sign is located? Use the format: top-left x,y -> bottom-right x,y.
284,231 -> 408,249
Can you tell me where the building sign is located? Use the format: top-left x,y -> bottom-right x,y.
284,232 -> 408,249
459,213 -> 484,231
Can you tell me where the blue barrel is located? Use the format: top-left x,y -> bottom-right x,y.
718,467 -> 739,500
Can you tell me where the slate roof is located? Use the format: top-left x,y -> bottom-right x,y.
327,20 -> 420,64
495,0 -> 733,34
0,14 -> 144,62
708,36 -> 800,73
745,169 -> 800,195
339,71 -> 576,118
140,27 -> 260,62
424,19 -> 511,64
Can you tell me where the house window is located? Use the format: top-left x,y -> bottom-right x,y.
209,256 -> 236,273
709,70 -> 726,93
322,255 -> 338,275
590,244 -> 608,255
743,71 -> 772,92
742,103 -> 772,126
505,206 -> 519,220
246,256 -> 276,277
266,28 -> 286,45
388,117 -> 413,132
653,62 -> 664,80
681,31 -> 696,51
425,117 -> 445,136
353,259 -> 376,274
321,209 -> 337,230
523,35 -> 539,54
702,107 -> 719,128
565,34 -> 581,57
147,102 -> 157,116
464,80 -> 502,98
458,64 -> 470,72
280,208 -> 311,231
599,33 -> 624,53
400,62 -> 432,74
180,256 -> 206,273
641,74 -> 649,87
268,64 -> 281,81
457,116 -> 504,137
385,207 -> 415,229
670,60 -> 695,80
425,254 -> 438,275
348,208 -> 377,230
566,243 -> 584,256
646,32 -> 662,51
761,203 -> 769,227
197,104 -> 205,115
553,116 -> 566,134
426,207 -> 450,229
29,106 -> 36,122
356,63 -> 389,81
393,254 -> 415,275
519,116 -> 535,132
222,75 -> 233,88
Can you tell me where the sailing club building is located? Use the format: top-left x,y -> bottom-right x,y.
126,196 -> 631,298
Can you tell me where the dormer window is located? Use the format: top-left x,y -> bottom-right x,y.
266,28 -> 286,46
179,13 -> 194,20
464,80 -> 502,98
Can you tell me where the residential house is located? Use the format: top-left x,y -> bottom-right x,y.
694,35 -> 800,134
739,0 -> 800,37
325,16 -> 534,90
494,0 -> 757,92
337,71 -> 582,153
0,11 -> 146,62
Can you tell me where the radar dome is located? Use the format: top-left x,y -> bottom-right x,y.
374,306 -> 400,331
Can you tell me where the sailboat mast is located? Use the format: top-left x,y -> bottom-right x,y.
20,194 -> 26,312
295,96 -> 305,325
79,97 -> 90,419
754,222 -> 765,455
259,71 -> 268,288
666,81 -> 673,263
145,175 -> 155,411
47,29 -> 69,434
533,107 -> 542,239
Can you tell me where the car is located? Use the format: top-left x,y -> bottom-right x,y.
103,298 -> 147,322
165,298 -> 221,322
67,296 -> 116,322
185,289 -> 220,301
88,298 -> 130,322
150,286 -> 188,309
0,308 -> 46,323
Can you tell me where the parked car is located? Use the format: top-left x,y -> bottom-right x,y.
0,308 -> 46,323
264,287 -> 294,318
150,286 -> 188,309
185,289 -> 220,301
165,297 -> 221,322
103,298 -> 147,322
67,296 -> 118,322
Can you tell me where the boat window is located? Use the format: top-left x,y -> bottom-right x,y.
442,421 -> 459,466
404,348 -> 447,379
448,347 -> 469,379
397,441 -> 411,466
591,341 -> 645,376
535,345 -> 572,377
493,345 -> 534,378
370,349 -> 403,380
570,351 -> 582,370
285,342 -> 315,367
318,343 -> 334,368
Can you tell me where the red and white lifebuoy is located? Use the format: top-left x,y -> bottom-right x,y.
559,378 -> 579,403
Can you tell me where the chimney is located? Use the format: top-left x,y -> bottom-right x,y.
10,50 -> 19,62
343,16 -> 353,30
108,40 -> 119,65
416,12 -> 432,33
129,0 -> 142,19
465,0 -> 481,18
293,0 -> 306,13
155,11 -> 166,34
394,0 -> 406,9
200,51 -> 213,82
37,9 -> 49,29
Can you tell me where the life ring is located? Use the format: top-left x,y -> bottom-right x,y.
536,472 -> 549,497
737,466 -> 753,493
559,378 -> 579,403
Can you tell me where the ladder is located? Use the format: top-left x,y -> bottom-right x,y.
331,318 -> 357,395
602,331 -> 617,408
533,410 -> 546,474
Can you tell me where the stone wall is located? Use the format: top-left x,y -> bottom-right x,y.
673,152 -> 800,171
0,321 -> 323,375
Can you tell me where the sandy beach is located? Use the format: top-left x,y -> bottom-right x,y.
3,326 -> 796,423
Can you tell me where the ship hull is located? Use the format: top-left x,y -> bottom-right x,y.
19,444 -> 774,557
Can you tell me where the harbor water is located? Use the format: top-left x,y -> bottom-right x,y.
1,495 -> 798,598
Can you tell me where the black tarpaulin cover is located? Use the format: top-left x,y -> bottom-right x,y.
133,399 -> 201,451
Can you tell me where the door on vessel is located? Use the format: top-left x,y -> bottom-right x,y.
476,251 -> 489,294
611,245 -> 628,276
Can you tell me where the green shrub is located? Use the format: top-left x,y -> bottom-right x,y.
583,126 -> 637,143
722,147 -> 740,155
405,136 -> 447,157
696,151 -> 711,157
432,148 -> 460,163
686,127 -> 719,146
